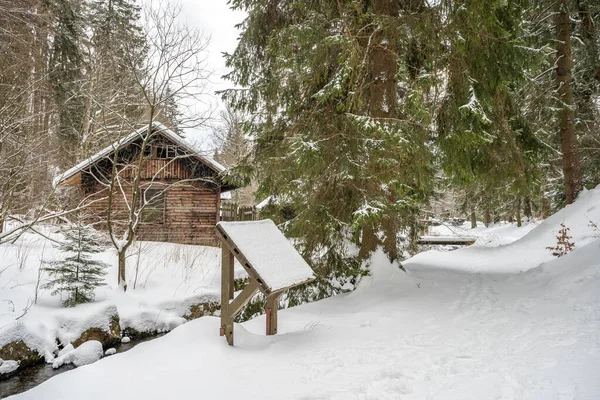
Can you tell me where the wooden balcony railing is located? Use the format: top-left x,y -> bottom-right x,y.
121,159 -> 192,180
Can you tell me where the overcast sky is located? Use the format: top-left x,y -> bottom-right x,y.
176,1 -> 246,148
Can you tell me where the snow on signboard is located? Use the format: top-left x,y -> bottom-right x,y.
216,219 -> 315,292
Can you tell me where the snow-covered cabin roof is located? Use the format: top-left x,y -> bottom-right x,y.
53,122 -> 226,188
220,191 -> 233,200
256,196 -> 274,210
216,219 -> 315,292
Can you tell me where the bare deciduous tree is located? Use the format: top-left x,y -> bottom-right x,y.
94,2 -> 213,291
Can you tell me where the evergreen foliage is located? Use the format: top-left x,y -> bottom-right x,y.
47,0 -> 88,167
523,0 -> 599,208
1,0 -> 600,302
43,220 -> 108,307
223,0 -> 436,282
45,0 -> 149,164
84,0 -> 148,152
437,0 -> 544,210
222,0 -> 554,280
572,1 -> 600,189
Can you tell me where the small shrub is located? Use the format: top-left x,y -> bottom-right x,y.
546,223 -> 575,258
589,220 -> 599,237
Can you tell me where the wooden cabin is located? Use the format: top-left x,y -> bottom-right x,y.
54,122 -> 236,246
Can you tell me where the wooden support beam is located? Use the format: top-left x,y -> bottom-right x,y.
265,292 -> 283,336
228,278 -> 259,317
220,242 -> 259,346
220,246 -> 235,345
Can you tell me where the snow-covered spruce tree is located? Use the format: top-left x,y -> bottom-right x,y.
222,0 -> 551,301
520,0 -> 599,210
47,0 -> 88,169
43,220 -> 108,307
568,0 -> 599,194
222,0 -> 437,303
437,0 -> 545,225
83,0 -> 147,154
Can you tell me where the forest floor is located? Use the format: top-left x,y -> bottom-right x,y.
4,186 -> 600,399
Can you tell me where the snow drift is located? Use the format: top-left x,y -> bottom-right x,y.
404,186 -> 600,273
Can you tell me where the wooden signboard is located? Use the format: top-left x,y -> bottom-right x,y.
215,219 -> 315,346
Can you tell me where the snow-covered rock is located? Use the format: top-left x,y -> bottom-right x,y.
105,348 -> 116,356
0,359 -> 19,375
120,337 -> 130,344
158,291 -> 220,320
54,303 -> 120,349
52,340 -> 103,369
57,344 -> 74,357
0,320 -> 57,375
119,308 -> 185,339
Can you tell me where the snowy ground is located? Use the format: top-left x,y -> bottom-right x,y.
7,187 -> 600,399
0,227 -> 247,362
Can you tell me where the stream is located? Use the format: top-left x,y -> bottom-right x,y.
0,334 -> 163,399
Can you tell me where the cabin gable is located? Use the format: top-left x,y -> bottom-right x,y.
56,123 -> 231,247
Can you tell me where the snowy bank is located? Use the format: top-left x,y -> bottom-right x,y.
405,185 -> 600,273
0,232 -> 245,377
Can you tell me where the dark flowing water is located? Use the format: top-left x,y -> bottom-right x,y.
0,335 -> 163,399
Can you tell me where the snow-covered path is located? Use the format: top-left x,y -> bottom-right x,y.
9,242 -> 600,400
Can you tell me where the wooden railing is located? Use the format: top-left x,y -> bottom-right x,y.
221,204 -> 258,221
120,159 -> 192,180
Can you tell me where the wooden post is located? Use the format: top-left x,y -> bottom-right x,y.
266,292 -> 281,336
220,245 -> 234,345
220,240 -> 262,346
216,185 -> 222,223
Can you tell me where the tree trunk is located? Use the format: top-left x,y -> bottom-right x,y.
483,208 -> 491,227
382,217 -> 398,261
516,198 -> 522,227
118,251 -> 127,291
407,221 -> 419,256
541,197 -> 550,219
556,0 -> 582,204
523,197 -> 532,220
359,225 -> 379,261
470,209 -> 477,229
370,0 -> 400,262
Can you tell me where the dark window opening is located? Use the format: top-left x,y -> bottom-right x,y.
143,145 -> 154,158
156,145 -> 179,159
167,145 -> 178,158
140,187 -> 165,224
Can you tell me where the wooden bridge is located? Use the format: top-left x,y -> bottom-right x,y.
417,236 -> 477,246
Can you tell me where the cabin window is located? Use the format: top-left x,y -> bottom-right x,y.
167,145 -> 178,158
157,144 -> 178,159
143,146 -> 154,158
140,187 -> 165,224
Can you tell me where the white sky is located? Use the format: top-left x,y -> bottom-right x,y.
176,1 -> 246,149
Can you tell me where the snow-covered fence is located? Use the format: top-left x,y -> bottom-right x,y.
220,204 -> 258,222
